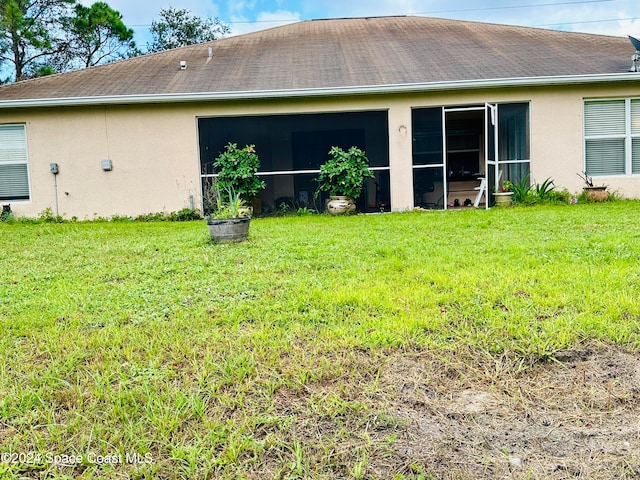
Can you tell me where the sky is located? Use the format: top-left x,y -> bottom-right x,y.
80,0 -> 640,48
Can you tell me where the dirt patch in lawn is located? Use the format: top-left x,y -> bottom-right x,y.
270,342 -> 640,479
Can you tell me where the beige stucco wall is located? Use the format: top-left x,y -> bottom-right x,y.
1,81 -> 639,218
1,104 -> 203,219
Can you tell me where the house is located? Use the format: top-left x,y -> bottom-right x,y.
1,15 -> 639,218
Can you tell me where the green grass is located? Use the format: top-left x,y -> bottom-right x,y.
1,202 -> 639,478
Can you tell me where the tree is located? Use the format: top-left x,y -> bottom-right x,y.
61,1 -> 134,69
0,0 -> 133,81
148,7 -> 230,53
0,0 -> 75,80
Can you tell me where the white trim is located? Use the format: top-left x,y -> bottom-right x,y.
498,159 -> 531,164
201,166 -> 389,178
412,164 -> 444,169
2,73 -> 639,109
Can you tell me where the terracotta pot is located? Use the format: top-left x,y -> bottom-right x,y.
327,196 -> 356,215
206,216 -> 250,242
583,186 -> 609,202
493,192 -> 513,206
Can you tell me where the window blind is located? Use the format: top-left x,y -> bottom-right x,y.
0,125 -> 30,201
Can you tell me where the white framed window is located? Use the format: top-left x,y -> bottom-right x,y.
0,124 -> 30,201
584,99 -> 640,176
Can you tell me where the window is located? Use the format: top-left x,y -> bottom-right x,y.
584,99 -> 640,176
0,125 -> 30,201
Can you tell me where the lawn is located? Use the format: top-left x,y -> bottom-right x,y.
1,202 -> 639,479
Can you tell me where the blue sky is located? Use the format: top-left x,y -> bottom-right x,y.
84,0 -> 640,48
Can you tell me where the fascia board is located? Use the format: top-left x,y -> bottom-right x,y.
0,73 -> 639,109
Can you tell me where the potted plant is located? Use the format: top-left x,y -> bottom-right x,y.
204,143 -> 266,242
493,180 -> 514,206
316,146 -> 374,215
577,171 -> 608,201
205,184 -> 252,242
213,143 -> 266,215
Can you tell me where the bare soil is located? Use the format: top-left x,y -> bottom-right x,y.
270,342 -> 640,479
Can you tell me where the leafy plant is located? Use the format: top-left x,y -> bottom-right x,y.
534,177 -> 555,201
213,143 -> 266,204
209,184 -> 245,219
577,171 -> 594,187
316,146 -> 374,199
510,174 -> 533,204
38,207 -> 65,223
0,205 -> 13,222
168,208 -> 202,221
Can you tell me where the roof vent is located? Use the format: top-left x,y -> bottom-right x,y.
208,47 -> 213,58
628,36 -> 640,72
180,60 -> 187,70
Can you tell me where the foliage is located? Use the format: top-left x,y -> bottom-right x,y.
508,174 -> 532,203
0,0 -> 74,80
577,170 -> 594,187
502,175 -> 560,205
0,0 -> 134,81
316,146 -> 374,199
545,188 -> 572,204
213,143 -> 266,204
0,205 -> 13,222
205,183 -> 245,219
38,207 -> 64,223
148,6 -> 230,53
168,207 -> 202,222
3,208 -> 201,223
61,1 -> 134,69
296,207 -> 316,216
533,177 -> 555,201
134,208 -> 202,222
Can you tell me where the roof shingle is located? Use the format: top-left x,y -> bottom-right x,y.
0,16 -> 634,102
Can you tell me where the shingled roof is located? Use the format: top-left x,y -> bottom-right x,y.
0,15 -> 635,105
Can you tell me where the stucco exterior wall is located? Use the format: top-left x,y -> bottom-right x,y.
1,81 -> 639,218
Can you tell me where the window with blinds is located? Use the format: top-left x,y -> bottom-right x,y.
584,99 -> 640,176
0,125 -> 30,201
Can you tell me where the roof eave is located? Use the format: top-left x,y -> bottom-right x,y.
1,73 -> 638,109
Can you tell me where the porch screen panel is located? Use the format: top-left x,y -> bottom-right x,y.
498,103 -> 529,161
0,125 -> 30,201
412,108 -> 443,165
